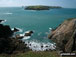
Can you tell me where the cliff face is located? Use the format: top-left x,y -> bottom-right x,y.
48,18 -> 76,52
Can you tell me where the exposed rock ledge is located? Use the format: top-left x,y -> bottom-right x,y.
48,18 -> 76,52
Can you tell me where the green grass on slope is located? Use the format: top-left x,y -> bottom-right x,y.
0,51 -> 59,57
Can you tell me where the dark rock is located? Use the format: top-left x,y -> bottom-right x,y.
41,45 -> 43,48
48,18 -> 76,52
0,24 -> 13,38
46,46 -> 48,47
10,38 -> 29,54
0,24 -> 13,53
29,44 -> 31,46
25,31 -> 33,36
29,31 -> 34,33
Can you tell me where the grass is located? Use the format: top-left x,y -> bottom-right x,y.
0,51 -> 76,57
0,51 -> 60,57
66,18 -> 76,21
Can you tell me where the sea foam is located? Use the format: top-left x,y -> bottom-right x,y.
21,29 -> 56,51
14,29 -> 56,51
49,28 -> 52,30
22,40 -> 56,51
0,20 -> 7,23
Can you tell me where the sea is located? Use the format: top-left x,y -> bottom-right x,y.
0,7 -> 76,51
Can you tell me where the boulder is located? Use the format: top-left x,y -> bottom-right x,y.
25,31 -> 33,36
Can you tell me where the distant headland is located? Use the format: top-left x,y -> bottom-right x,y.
24,5 -> 62,10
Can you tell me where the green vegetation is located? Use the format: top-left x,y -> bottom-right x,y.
0,51 -> 75,57
0,51 -> 59,57
66,18 -> 76,21
25,5 -> 62,10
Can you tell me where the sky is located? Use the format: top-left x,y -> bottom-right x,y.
0,0 -> 76,8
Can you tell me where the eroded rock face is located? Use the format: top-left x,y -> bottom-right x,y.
48,18 -> 76,52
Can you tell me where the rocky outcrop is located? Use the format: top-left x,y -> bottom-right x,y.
25,31 -> 34,36
15,31 -> 34,39
48,18 -> 76,52
0,24 -> 13,53
0,24 -> 13,38
0,23 -> 28,54
7,38 -> 29,54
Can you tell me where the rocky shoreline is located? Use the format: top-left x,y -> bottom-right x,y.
0,20 -> 30,54
0,18 -> 76,55
0,20 -> 55,54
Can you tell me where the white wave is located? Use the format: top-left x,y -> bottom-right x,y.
24,41 -> 56,51
49,27 -> 52,33
16,27 -> 23,32
3,13 -> 13,15
20,30 -> 56,51
49,28 -> 52,30
23,36 -> 31,40
20,34 -> 24,36
0,20 -> 7,23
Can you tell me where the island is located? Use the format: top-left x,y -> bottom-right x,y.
25,5 -> 62,10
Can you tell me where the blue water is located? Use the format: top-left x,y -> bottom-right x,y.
0,7 -> 76,43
